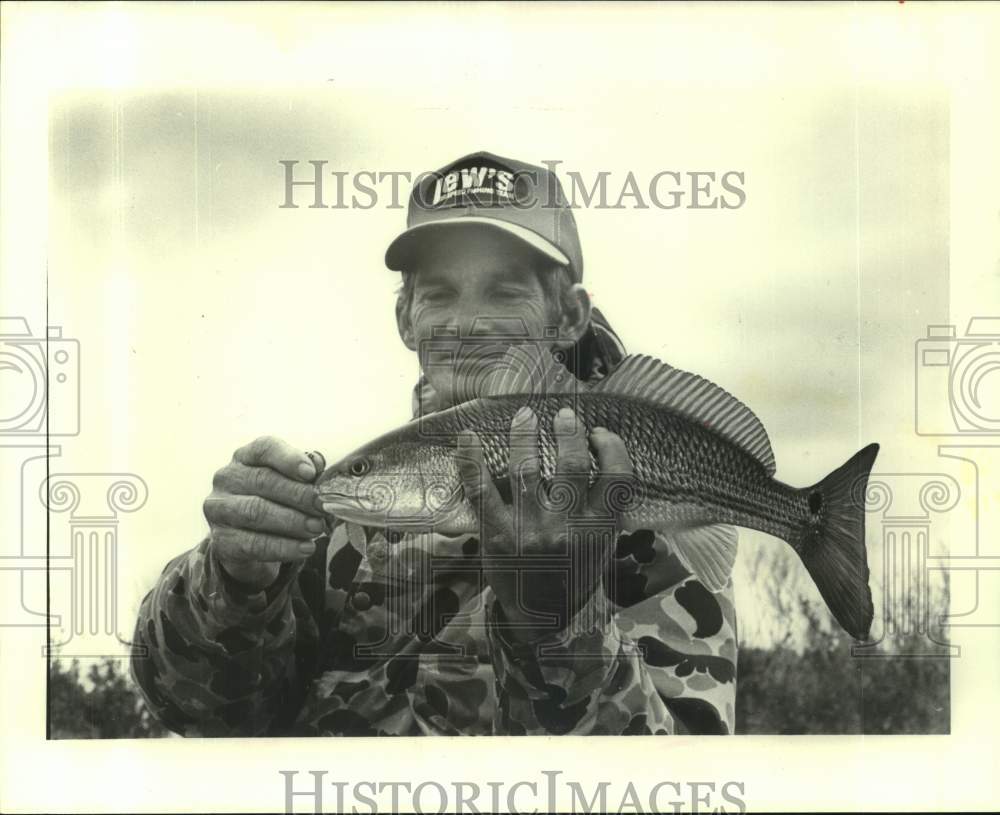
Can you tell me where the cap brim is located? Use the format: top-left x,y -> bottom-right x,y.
385,217 -> 570,271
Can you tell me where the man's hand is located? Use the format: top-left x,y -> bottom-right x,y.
456,406 -> 635,644
204,436 -> 327,591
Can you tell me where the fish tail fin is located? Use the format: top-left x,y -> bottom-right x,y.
793,443 -> 880,640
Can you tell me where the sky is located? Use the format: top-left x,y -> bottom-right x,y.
24,4 -> 961,653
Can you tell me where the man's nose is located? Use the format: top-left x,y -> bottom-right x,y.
451,308 -> 531,339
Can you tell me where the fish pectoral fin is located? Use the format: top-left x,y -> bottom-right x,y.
656,524 -> 738,593
345,521 -> 368,551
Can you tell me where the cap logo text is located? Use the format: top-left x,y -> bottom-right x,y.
431,165 -> 515,206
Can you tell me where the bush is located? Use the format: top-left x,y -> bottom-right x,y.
736,628 -> 950,735
49,633 -> 949,737
48,658 -> 169,739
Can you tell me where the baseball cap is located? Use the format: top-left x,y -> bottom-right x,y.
385,151 -> 584,283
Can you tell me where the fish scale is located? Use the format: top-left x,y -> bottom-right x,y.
317,357 -> 880,639
405,393 -> 804,543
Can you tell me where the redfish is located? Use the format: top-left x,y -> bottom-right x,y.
317,347 -> 878,638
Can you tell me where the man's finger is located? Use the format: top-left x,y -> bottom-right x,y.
455,430 -> 510,550
233,435 -> 317,482
588,427 -> 638,522
211,526 -> 316,563
213,461 -> 323,516
507,406 -> 542,519
203,495 -> 324,540
553,407 -> 591,514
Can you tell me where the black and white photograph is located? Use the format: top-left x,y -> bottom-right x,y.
1,2 -> 998,813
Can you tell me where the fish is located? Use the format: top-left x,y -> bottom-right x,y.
316,345 -> 879,639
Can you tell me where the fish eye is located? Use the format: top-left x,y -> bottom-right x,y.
349,458 -> 371,477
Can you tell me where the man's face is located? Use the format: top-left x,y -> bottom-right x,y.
404,227 -> 558,405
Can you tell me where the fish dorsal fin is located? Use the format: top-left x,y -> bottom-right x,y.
481,344 -> 587,398
593,354 -> 776,475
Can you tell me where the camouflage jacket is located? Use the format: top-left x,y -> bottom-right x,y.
131,522 -> 738,736
130,315 -> 739,736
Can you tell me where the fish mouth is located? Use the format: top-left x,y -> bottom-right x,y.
317,498 -> 385,527
316,489 -> 357,501
318,492 -> 432,525
318,493 -> 473,536
317,487 -> 388,508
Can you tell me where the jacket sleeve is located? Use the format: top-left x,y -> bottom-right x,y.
130,521 -> 441,738
129,535 -> 320,736
485,583 -> 676,735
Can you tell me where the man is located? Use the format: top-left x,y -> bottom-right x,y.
131,151 -> 738,736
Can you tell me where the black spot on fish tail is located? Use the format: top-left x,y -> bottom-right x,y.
808,491 -> 823,514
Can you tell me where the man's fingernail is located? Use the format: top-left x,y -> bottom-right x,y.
306,518 -> 325,533
297,461 -> 316,481
592,426 -> 608,435
299,541 -> 316,555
